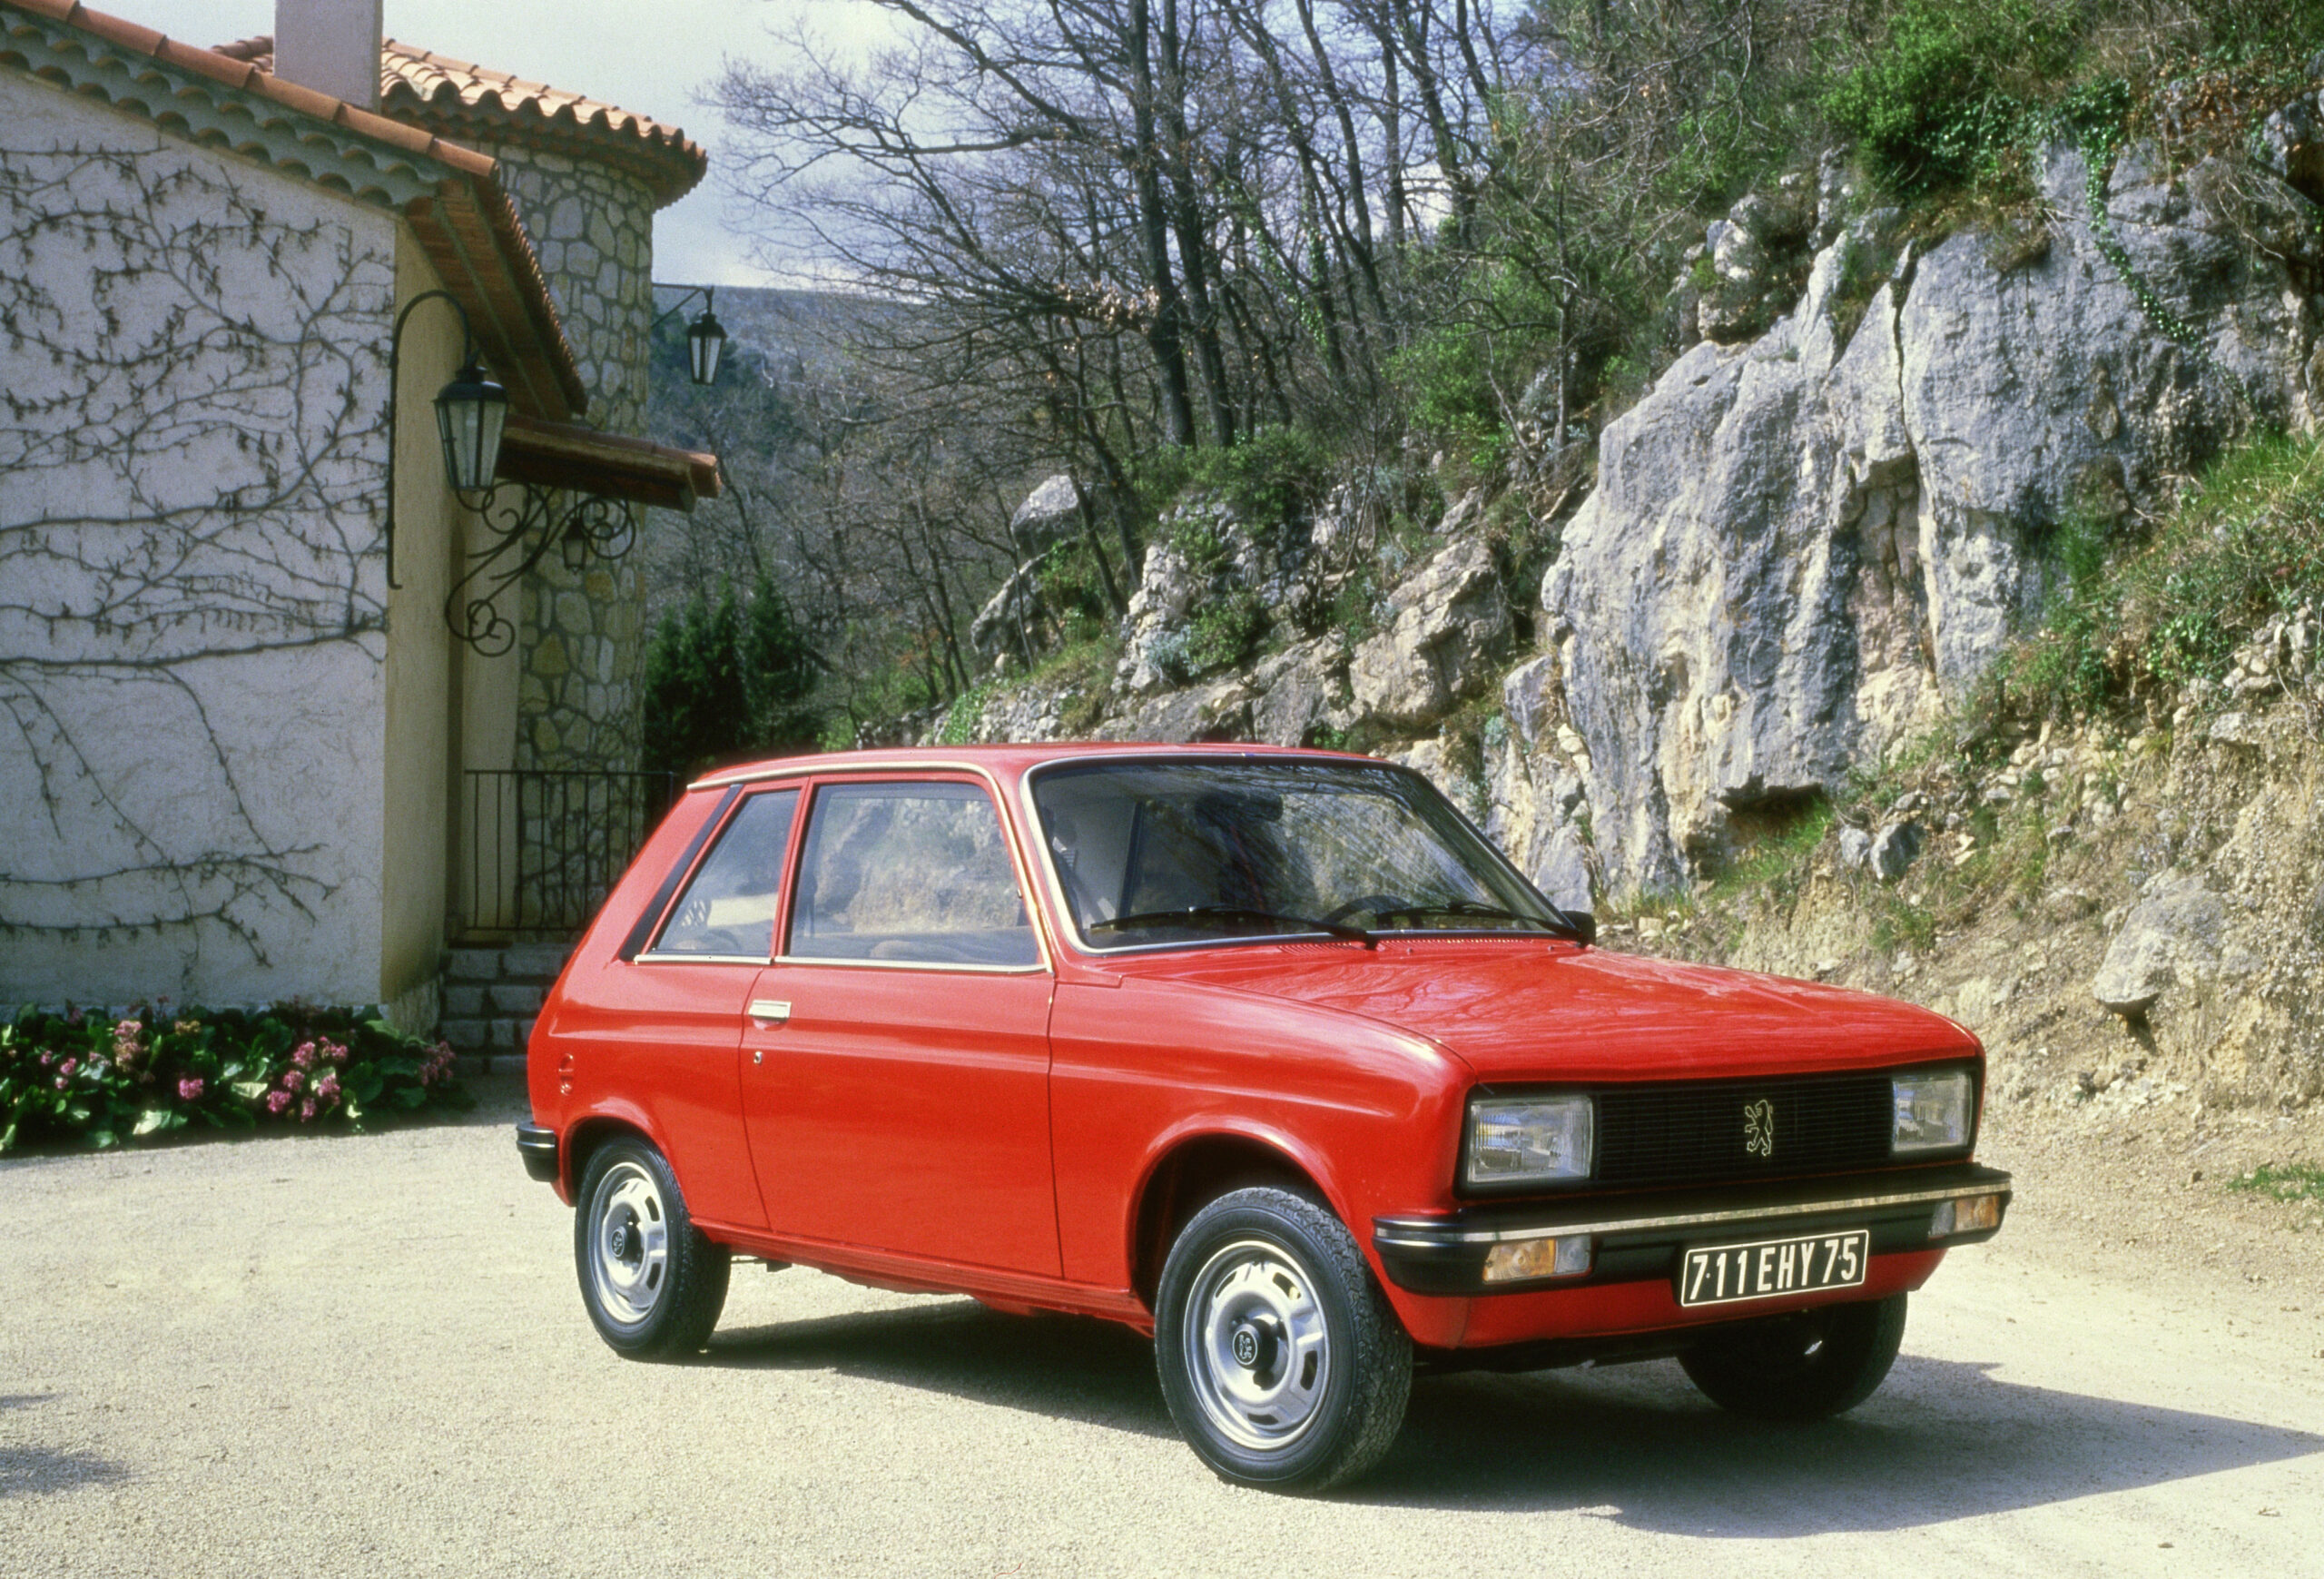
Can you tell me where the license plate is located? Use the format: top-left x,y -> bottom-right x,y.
1678,1229 -> 1868,1308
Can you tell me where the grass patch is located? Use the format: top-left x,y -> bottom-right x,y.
1990,430 -> 2324,725
2227,1163 -> 2324,1203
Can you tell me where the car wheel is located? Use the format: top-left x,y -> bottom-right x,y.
1153,1186 -> 1413,1492
1679,1293 -> 1907,1421
575,1137 -> 731,1358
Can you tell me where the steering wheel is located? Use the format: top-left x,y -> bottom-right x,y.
1322,893 -> 1407,926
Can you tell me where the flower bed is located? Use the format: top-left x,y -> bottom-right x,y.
2,1004 -> 470,1152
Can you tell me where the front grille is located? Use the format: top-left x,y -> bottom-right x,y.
1592,1071 -> 1895,1189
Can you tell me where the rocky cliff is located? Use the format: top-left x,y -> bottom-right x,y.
920,96 -> 2324,1112
1548,140 -> 2321,893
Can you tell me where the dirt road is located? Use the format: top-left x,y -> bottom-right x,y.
4,1077 -> 2318,1577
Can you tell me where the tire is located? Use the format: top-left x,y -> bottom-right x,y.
1679,1293 -> 1908,1421
574,1137 -> 731,1358
1153,1186 -> 1413,1492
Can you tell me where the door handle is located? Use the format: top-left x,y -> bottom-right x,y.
748,999 -> 791,1025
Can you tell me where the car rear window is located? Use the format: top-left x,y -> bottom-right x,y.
650,788 -> 800,958
787,781 -> 1039,966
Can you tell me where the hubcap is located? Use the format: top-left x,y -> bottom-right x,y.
587,1160 -> 669,1327
1183,1239 -> 1331,1453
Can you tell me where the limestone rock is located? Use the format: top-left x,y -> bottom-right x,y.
2093,869 -> 2226,1016
1248,637 -> 1349,747
1348,538 -> 1510,729
1095,675 -> 1252,744
1009,475 -> 1084,557
1869,820 -> 1924,883
970,560 -> 1041,663
1501,654 -> 1561,746
1544,137 -> 2319,893
1839,826 -> 1873,871
1531,823 -> 1594,914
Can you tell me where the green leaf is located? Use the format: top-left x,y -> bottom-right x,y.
89,1129 -> 118,1150
229,1080 -> 269,1102
389,1085 -> 427,1110
132,1108 -> 173,1137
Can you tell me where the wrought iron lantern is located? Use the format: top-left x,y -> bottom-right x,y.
686,300 -> 726,387
656,285 -> 726,387
433,359 -> 509,494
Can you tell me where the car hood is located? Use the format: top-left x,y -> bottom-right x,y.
1116,940 -> 1978,1082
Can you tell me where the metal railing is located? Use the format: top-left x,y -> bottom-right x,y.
459,769 -> 676,938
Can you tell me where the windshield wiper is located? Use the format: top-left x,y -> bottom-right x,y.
1088,904 -> 1373,943
1368,900 -> 1561,933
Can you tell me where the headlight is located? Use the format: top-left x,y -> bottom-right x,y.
1467,1095 -> 1593,1188
1892,1070 -> 1974,1155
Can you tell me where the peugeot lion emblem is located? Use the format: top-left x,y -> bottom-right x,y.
1744,1098 -> 1776,1158
1233,1328 -> 1260,1367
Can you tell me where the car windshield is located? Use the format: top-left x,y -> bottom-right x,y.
1029,759 -> 1572,951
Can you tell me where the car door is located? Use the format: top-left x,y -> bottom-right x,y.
742,775 -> 1059,1275
586,785 -> 800,1230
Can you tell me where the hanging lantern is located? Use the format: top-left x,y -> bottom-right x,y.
433,360 -> 509,493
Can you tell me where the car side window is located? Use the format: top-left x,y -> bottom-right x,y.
651,789 -> 800,958
788,781 -> 1039,966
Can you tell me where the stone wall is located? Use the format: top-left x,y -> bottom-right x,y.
467,138 -> 659,772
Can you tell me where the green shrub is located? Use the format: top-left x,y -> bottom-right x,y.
1994,430 -> 2324,720
937,682 -> 994,745
1823,0 -> 2079,196
642,577 -> 822,778
2,1004 -> 468,1152
1184,426 -> 1331,525
1184,588 -> 1268,673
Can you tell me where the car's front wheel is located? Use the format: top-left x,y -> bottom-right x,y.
1679,1292 -> 1907,1420
575,1137 -> 730,1358
1153,1187 -> 1413,1492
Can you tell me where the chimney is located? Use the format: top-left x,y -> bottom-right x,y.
272,0 -> 382,110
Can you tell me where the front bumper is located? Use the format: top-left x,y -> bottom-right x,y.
515,1124 -> 560,1185
1373,1161 -> 2012,1296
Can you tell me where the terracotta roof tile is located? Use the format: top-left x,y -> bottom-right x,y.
211,32 -> 704,206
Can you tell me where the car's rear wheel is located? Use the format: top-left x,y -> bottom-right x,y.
575,1137 -> 730,1358
1153,1187 -> 1412,1492
1679,1292 -> 1907,1420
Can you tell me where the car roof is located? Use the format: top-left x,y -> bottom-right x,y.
688,740 -> 1384,792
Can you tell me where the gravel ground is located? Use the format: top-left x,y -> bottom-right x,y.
3,1074 -> 2319,1578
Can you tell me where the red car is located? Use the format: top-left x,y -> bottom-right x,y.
517,745 -> 2009,1490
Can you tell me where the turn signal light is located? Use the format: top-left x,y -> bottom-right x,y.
1928,1193 -> 2003,1239
1482,1233 -> 1591,1283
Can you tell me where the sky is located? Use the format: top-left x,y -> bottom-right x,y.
97,0 -> 895,287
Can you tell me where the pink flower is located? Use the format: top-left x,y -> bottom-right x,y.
58,1058 -> 77,1079
38,1051 -> 53,1068
54,1075 -> 67,1090
176,1077 -> 203,1102
291,1041 -> 316,1070
320,1039 -> 348,1065
281,1068 -> 305,1093
315,1071 -> 341,1100
299,1097 -> 316,1122
264,1090 -> 293,1114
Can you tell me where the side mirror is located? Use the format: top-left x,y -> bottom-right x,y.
1564,909 -> 1596,947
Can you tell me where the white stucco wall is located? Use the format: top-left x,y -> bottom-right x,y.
0,71 -> 403,1008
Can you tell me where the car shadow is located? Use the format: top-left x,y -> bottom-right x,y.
0,1398 -> 131,1500
704,1304 -> 2321,1526
709,1301 -> 1178,1441
1354,1357 -> 2324,1530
